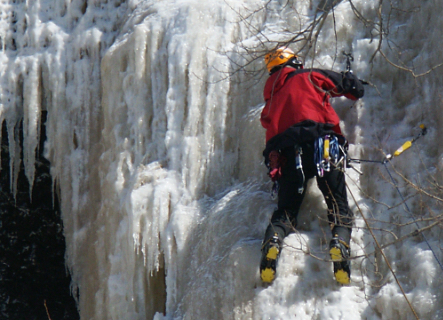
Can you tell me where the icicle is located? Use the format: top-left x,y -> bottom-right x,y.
22,60 -> 41,196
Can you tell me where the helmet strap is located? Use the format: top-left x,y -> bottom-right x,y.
269,58 -> 303,74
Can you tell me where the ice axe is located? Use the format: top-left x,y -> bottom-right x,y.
343,51 -> 369,85
343,51 -> 354,73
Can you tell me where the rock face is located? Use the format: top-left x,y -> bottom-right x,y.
0,112 -> 79,320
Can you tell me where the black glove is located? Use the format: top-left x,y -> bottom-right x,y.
341,71 -> 364,98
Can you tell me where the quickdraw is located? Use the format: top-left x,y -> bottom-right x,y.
314,135 -> 346,177
295,146 -> 305,194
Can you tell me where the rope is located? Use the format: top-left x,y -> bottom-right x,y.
383,162 -> 443,273
346,183 -> 420,320
349,155 -> 443,273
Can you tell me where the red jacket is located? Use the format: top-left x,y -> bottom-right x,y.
261,67 -> 364,142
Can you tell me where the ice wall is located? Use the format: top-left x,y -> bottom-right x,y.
98,1 -> 269,317
95,0 -> 443,318
0,0 -> 132,317
1,0 -> 443,319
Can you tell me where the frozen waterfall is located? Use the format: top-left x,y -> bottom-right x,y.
1,0 -> 443,319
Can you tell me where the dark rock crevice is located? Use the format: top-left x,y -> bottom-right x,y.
0,111 -> 79,320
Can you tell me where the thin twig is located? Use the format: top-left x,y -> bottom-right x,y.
44,300 -> 52,320
346,183 -> 420,320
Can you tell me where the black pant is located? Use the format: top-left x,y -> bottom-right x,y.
263,143 -> 353,245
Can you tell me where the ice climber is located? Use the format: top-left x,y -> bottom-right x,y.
259,47 -> 365,284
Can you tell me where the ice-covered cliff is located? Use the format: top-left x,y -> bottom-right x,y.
1,0 -> 443,319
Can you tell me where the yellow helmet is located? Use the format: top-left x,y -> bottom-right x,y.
264,47 -> 301,73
